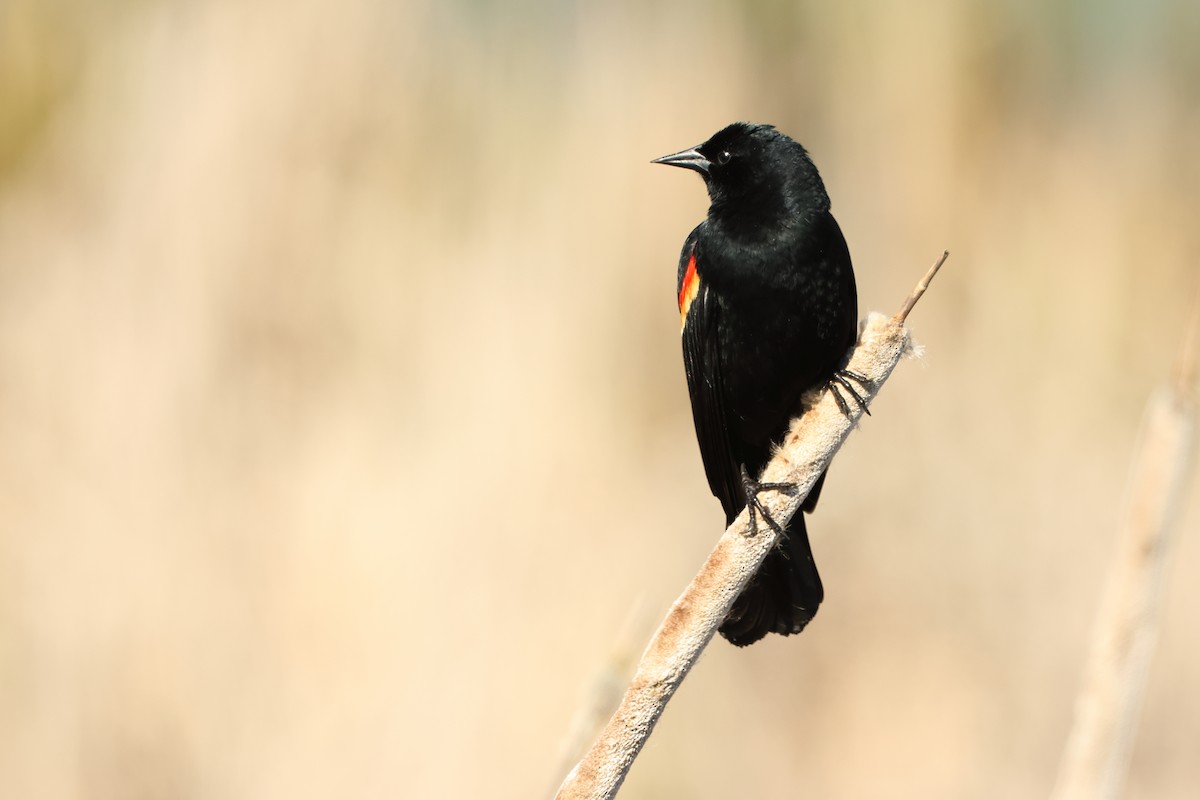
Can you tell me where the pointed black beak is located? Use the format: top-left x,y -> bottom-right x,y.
651,146 -> 711,176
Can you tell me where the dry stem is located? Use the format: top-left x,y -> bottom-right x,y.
554,252 -> 949,800
1049,290 -> 1199,800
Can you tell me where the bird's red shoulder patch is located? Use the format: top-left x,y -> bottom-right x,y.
678,252 -> 699,330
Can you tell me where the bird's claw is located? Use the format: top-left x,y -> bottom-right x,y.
740,464 -> 798,538
828,369 -> 873,416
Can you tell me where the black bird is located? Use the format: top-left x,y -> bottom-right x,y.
654,122 -> 863,646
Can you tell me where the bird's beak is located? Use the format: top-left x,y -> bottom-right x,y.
651,146 -> 711,175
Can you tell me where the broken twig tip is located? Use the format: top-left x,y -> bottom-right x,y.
894,250 -> 950,324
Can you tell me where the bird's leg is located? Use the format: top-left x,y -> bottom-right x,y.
740,464 -> 798,538
828,369 -> 873,416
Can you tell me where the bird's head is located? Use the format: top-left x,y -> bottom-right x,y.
653,122 -> 830,233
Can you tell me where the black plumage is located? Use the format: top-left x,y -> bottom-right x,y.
654,123 -> 859,646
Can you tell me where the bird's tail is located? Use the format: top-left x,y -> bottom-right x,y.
719,513 -> 824,647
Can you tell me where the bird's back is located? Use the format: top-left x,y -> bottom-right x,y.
698,210 -> 857,479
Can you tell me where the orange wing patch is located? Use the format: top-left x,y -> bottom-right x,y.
678,253 -> 700,330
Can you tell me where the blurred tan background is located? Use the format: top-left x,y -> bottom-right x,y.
1,0 -> 1198,797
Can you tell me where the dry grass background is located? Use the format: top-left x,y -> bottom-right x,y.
1,1 -> 1198,798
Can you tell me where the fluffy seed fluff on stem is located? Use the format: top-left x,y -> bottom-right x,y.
553,252 -> 948,800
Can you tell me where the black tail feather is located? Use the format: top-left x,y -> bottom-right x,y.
719,513 -> 824,647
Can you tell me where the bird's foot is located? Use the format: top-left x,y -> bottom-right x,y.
740,464 -> 798,538
828,369 -> 873,417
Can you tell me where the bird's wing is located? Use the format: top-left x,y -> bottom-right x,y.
679,237 -> 744,524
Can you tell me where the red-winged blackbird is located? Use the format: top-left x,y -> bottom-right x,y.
654,122 -> 862,647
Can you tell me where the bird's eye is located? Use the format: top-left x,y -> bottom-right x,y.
717,150 -> 732,165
